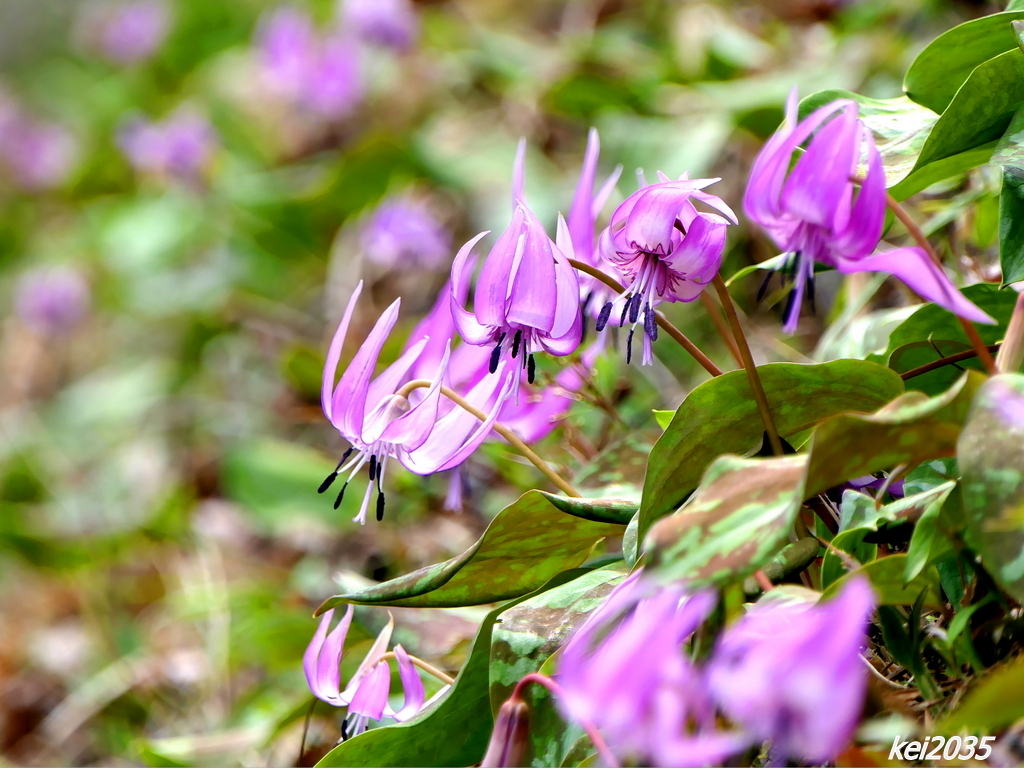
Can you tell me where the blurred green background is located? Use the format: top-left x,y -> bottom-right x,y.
0,0 -> 1000,764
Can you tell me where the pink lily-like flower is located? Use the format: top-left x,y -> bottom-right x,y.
745,90 -> 993,332
304,607 -> 444,739
318,281 -> 513,523
450,140 -> 583,385
596,173 -> 736,364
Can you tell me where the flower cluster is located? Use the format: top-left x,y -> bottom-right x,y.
551,571 -> 876,767
118,107 -> 218,182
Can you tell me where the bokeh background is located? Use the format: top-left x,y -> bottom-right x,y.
0,0 -> 1004,764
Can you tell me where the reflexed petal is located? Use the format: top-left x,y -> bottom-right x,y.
303,605 -> 355,705
567,127 -> 601,261
475,208 -> 527,328
511,136 -> 526,206
550,215 -> 583,338
831,123 -> 886,259
622,185 -> 691,254
450,231 -> 497,345
611,179 -> 716,232
322,281 -> 363,424
347,661 -> 392,721
662,213 -> 727,281
506,211 -> 558,331
365,336 -> 429,415
389,644 -> 426,722
836,248 -> 995,324
341,612 -> 395,703
333,298 -> 401,441
378,343 -> 451,450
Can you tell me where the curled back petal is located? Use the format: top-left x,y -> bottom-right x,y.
831,123 -> 886,260
322,281 -> 363,424
378,342 -> 451,451
567,127 -> 601,261
450,232 -> 496,345
388,644 -> 426,722
347,660 -> 392,721
506,211 -> 558,332
341,611 -> 395,704
475,208 -> 527,329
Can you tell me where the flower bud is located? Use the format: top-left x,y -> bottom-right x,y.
481,696 -> 530,768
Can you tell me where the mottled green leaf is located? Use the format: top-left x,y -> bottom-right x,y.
904,12 -> 1024,113
803,372 -> 985,497
822,555 -> 943,609
317,491 -> 623,610
489,565 -> 629,768
913,49 -> 1024,171
889,340 -> 982,397
639,361 -> 904,542
540,493 -> 638,526
798,90 -> 937,186
315,573 -> 582,767
938,655 -> 1024,733
959,373 -> 1024,601
645,454 -> 808,588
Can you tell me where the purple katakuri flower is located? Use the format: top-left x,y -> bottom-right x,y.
0,115 -> 78,191
557,571 -> 744,767
14,267 -> 90,335
361,195 -> 451,270
118,107 -> 217,181
256,7 -> 363,120
97,0 -> 170,64
706,576 -> 876,764
450,140 -> 583,385
565,128 -> 622,330
597,173 -> 736,364
745,90 -> 992,332
319,281 -> 514,523
340,0 -> 419,51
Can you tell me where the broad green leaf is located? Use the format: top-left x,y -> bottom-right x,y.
903,458 -> 960,496
904,11 -> 1024,114
888,339 -> 981,397
904,484 -> 961,583
639,361 -> 904,542
991,100 -> 1024,169
653,410 -> 673,429
798,91 -> 938,186
317,491 -> 623,609
804,372 -> 984,498
821,526 -> 877,590
938,655 -> 1024,733
889,142 -> 997,202
913,49 -> 1024,171
1000,167 -> 1024,285
959,374 -> 1024,601
315,573 -> 580,767
645,454 -> 808,588
822,555 -> 943,609
874,282 -> 1017,363
489,565 -> 629,768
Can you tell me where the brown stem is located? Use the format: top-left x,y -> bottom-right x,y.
699,291 -> 744,366
711,274 -> 784,455
377,651 -> 455,685
885,193 -> 998,374
514,673 -> 620,768
900,344 -> 1001,380
996,291 -> 1024,373
753,569 -> 775,592
393,380 -> 581,497
568,258 -> 723,377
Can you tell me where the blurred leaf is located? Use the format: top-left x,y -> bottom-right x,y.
914,50 -> 1024,170
317,491 -> 623,609
959,373 -> 1024,601
645,454 -> 808,588
904,483 -> 961,583
639,361 -> 905,541
889,339 -> 980,397
489,564 -> 629,767
904,458 -> 960,496
873,284 -> 1017,366
904,11 -> 1024,113
1000,167 -> 1024,285
822,555 -> 943,609
889,142 -> 998,201
821,526 -> 876,589
938,655 -> 1024,733
743,537 -> 820,596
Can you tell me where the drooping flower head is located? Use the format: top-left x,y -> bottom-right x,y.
340,0 -> 419,52
450,140 -> 583,385
556,571 -> 743,767
118,107 -> 217,181
707,577 -> 876,764
597,173 -> 736,364
360,195 -> 451,270
745,90 -> 992,332
319,281 -> 513,523
14,267 -> 90,335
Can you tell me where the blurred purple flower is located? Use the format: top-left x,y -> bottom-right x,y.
98,0 -> 170,64
557,571 -> 743,767
361,195 -> 451,270
340,0 -> 419,51
304,608 -> 441,737
118,107 -> 217,181
256,6 -> 363,119
319,281 -> 514,523
596,173 -> 736,364
0,115 -> 78,191
14,267 -> 90,335
707,576 -> 876,763
451,140 -> 583,384
746,90 -> 992,332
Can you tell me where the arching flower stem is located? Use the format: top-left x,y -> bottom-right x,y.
393,380 -> 581,498
512,673 -> 620,768
711,274 -> 784,456
568,258 -> 723,377
376,651 -> 455,685
699,292 -> 744,366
